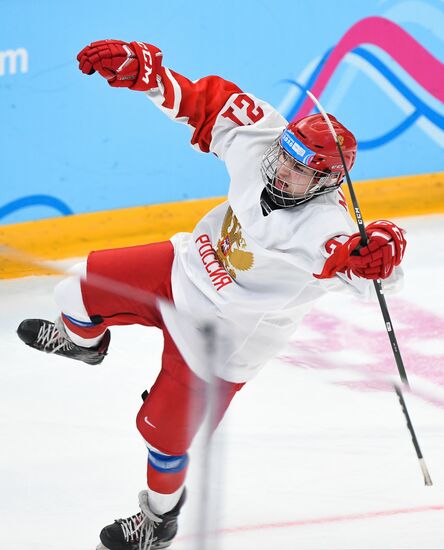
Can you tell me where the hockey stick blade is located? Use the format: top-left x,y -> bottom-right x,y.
394,384 -> 433,486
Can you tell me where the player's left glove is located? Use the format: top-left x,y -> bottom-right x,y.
76,39 -> 162,91
314,220 -> 407,280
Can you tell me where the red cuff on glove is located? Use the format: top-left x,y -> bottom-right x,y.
314,220 -> 406,280
129,41 -> 163,91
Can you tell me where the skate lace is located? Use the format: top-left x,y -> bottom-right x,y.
36,322 -> 75,354
120,496 -> 162,550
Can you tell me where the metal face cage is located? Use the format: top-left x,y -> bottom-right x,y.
260,139 -> 342,208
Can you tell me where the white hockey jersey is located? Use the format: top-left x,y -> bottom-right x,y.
144,60 -> 400,382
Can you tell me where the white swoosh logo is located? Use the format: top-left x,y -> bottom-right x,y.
144,417 -> 157,429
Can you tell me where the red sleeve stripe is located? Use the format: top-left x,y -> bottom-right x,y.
174,72 -> 242,152
160,67 -> 182,117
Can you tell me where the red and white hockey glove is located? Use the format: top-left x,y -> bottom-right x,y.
77,39 -> 162,91
314,220 -> 407,280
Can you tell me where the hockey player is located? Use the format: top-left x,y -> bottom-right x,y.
17,40 -> 407,550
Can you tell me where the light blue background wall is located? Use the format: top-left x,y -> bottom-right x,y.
1,0 -> 443,224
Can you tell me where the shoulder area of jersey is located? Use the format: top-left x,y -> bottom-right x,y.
281,187 -> 348,218
271,189 -> 352,242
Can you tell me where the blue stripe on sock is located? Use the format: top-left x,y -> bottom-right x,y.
63,313 -> 97,328
148,450 -> 189,473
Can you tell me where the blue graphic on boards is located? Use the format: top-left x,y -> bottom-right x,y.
0,195 -> 73,220
282,47 -> 443,150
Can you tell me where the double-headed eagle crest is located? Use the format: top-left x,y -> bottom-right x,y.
217,207 -> 254,279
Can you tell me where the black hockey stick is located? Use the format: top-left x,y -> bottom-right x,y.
306,90 -> 432,486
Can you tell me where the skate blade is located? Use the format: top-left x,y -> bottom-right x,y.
96,540 -> 171,550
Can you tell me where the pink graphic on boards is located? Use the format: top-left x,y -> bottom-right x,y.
294,16 -> 444,120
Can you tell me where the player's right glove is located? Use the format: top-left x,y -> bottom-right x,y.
314,220 -> 407,280
77,39 -> 162,91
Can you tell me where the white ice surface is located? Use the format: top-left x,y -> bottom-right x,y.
1,214 -> 443,549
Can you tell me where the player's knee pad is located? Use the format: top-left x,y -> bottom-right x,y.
147,447 -> 189,493
135,385 -> 200,456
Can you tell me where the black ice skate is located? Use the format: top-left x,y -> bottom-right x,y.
97,489 -> 186,550
17,318 -> 110,366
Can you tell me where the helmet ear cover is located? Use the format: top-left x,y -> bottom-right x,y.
314,169 -> 342,189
